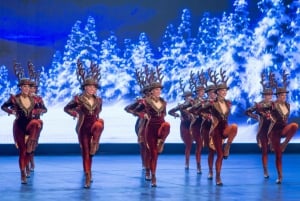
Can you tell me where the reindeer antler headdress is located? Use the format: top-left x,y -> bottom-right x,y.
274,70 -> 289,95
13,61 -> 32,87
77,59 -> 101,90
259,71 -> 274,95
136,65 -> 164,92
27,61 -> 40,87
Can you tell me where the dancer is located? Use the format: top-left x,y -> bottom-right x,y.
245,72 -> 274,179
133,66 -> 170,187
189,84 -> 217,179
168,90 -> 194,171
124,84 -> 150,171
27,62 -> 47,174
268,71 -> 298,184
64,60 -> 104,188
1,62 -> 44,184
191,69 -> 238,185
188,71 -> 207,174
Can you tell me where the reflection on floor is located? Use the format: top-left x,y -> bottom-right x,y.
1,154 -> 300,201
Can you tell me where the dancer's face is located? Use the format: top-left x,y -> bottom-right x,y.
85,85 -> 97,96
263,94 -> 272,102
208,90 -> 216,99
151,87 -> 161,98
197,88 -> 205,97
21,84 -> 30,95
30,86 -> 37,94
217,89 -> 227,98
277,93 -> 287,102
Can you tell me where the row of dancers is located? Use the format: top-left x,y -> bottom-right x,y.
1,60 -> 298,188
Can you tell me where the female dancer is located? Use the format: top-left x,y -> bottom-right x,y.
64,60 -> 104,188
268,79 -> 298,184
189,84 -> 217,179
134,81 -> 170,187
193,69 -> 237,185
168,91 -> 194,171
1,62 -> 43,184
27,62 -> 47,173
245,74 -> 274,179
124,85 -> 150,171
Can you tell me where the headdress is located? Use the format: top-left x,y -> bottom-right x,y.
135,65 -> 164,93
189,70 -> 207,93
77,59 -> 101,90
13,61 -> 32,87
274,70 -> 289,95
207,68 -> 229,92
27,61 -> 40,88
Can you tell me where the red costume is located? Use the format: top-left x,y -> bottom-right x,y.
168,91 -> 194,171
188,84 -> 217,179
134,82 -> 170,187
268,87 -> 298,184
1,78 -> 44,184
64,60 -> 104,188
124,96 -> 148,170
195,83 -> 237,185
245,88 -> 273,179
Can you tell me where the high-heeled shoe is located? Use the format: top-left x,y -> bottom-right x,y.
216,181 -> 223,186
197,163 -> 201,174
276,178 -> 282,184
145,170 -> 151,181
151,175 -> 157,187
207,173 -> 213,180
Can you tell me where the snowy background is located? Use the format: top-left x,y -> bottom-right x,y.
0,0 -> 300,144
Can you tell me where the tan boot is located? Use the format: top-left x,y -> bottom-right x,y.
84,172 -> 91,188
21,170 -> 27,184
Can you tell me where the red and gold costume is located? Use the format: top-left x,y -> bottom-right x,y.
134,82 -> 170,187
188,84 -> 217,179
268,87 -> 298,184
64,90 -> 104,188
1,78 -> 44,184
245,88 -> 273,179
195,83 -> 237,185
189,86 -> 206,174
64,60 -> 104,188
124,96 -> 148,170
168,91 -> 194,171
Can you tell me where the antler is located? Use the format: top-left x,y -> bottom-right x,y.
197,69 -> 207,87
76,59 -> 85,86
135,68 -> 147,89
179,78 -> 185,93
155,65 -> 164,84
260,71 -> 268,89
89,61 -> 101,83
268,72 -> 277,89
189,71 -> 197,92
282,70 -> 289,88
28,61 -> 35,80
219,68 -> 228,84
13,61 -> 25,81
208,68 -> 219,86
144,65 -> 153,84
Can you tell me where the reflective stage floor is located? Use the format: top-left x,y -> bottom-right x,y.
1,153 -> 300,201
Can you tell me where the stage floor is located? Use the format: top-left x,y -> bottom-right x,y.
1,154 -> 300,201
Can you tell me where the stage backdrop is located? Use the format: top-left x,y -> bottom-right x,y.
0,0 -> 299,144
